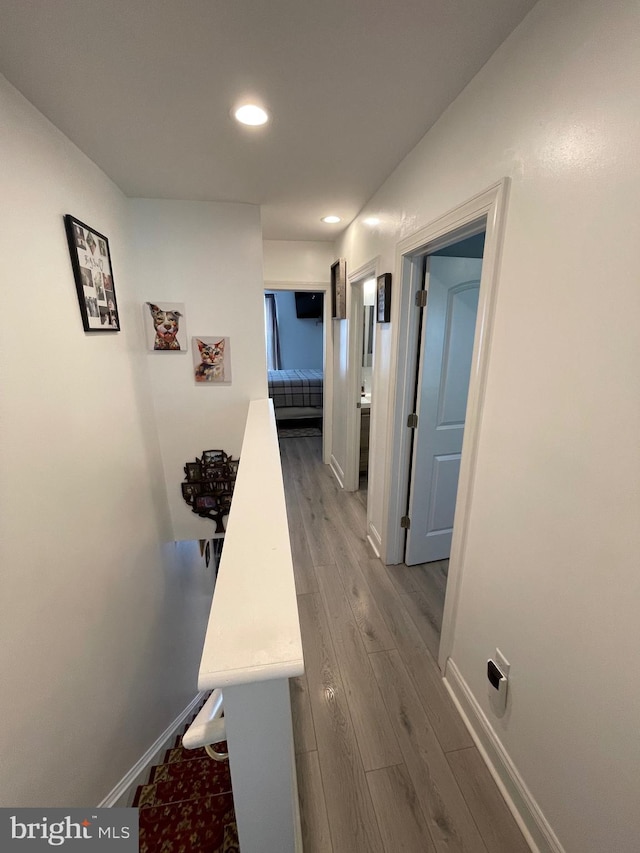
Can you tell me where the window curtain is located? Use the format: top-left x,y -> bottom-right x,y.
264,293 -> 282,370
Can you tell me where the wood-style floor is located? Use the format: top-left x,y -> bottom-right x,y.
280,436 -> 529,853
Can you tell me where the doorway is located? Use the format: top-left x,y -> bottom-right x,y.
384,179 -> 508,670
263,281 -> 333,464
344,260 -> 378,498
392,233 -> 485,663
405,233 -> 485,565
358,277 -> 376,507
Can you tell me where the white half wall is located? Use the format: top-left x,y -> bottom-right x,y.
335,0 -> 640,850
0,75 -> 215,807
130,199 -> 266,541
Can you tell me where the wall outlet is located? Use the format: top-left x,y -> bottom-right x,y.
488,648 -> 510,715
495,648 -> 510,678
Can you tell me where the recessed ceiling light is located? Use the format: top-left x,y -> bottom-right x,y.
234,104 -> 269,126
321,215 -> 341,224
364,217 -> 380,226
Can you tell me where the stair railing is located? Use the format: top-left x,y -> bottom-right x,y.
183,398 -> 303,853
182,688 -> 228,761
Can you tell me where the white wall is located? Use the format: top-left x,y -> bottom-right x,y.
335,0 -> 640,850
266,290 -> 323,369
130,200 -> 266,541
263,240 -> 334,283
0,75 -> 215,806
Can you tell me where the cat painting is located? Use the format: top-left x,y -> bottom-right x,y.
193,336 -> 231,384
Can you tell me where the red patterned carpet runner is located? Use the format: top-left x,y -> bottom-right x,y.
133,713 -> 237,852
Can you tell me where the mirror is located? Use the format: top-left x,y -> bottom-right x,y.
361,278 -> 375,398
362,305 -> 374,368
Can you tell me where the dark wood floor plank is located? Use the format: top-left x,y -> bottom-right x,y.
370,650 -> 487,853
384,562 -> 421,595
285,440 -> 335,566
289,439 -> 394,652
332,553 -> 396,654
303,445 -> 373,566
296,750 -> 334,853
401,588 -> 443,662
366,763 -> 437,852
285,487 -> 319,594
411,560 -> 449,598
447,748 -> 530,853
387,558 -> 448,663
282,439 -> 522,853
361,557 -> 474,753
290,672 -> 317,754
315,459 -> 371,560
315,562 -> 402,771
297,592 -> 384,853
325,506 -> 374,567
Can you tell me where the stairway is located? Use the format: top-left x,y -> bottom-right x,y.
133,709 -> 238,852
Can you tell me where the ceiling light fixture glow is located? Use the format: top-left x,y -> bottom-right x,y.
321,215 -> 341,224
234,104 -> 269,126
364,216 -> 380,226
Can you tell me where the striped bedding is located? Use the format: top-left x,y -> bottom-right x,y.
267,369 -> 323,409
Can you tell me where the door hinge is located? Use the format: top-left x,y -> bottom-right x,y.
415,290 -> 428,308
401,515 -> 411,529
407,412 -> 418,429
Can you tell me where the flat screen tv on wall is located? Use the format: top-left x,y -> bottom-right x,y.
295,292 -> 324,319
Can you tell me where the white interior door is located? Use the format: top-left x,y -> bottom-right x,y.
405,256 -> 482,565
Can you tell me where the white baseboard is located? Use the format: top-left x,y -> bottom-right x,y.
98,692 -> 207,808
367,522 -> 382,557
329,454 -> 345,488
444,660 -> 565,853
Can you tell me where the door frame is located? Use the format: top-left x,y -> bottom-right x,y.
382,179 -> 509,671
344,258 -> 379,492
264,280 -> 333,465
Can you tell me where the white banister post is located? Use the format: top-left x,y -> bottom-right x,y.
224,678 -> 301,853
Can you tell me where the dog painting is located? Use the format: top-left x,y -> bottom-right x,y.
144,302 -> 187,351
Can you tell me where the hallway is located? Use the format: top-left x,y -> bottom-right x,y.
281,436 -> 529,853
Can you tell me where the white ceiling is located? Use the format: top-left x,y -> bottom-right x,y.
0,0 -> 537,241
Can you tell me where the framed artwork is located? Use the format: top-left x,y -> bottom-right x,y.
203,464 -> 227,481
331,258 -> 347,319
181,482 -> 202,499
195,495 -> 218,511
144,302 -> 187,351
192,336 -> 232,384
185,462 -> 203,482
202,450 -> 225,464
64,215 -> 120,332
376,273 -> 392,323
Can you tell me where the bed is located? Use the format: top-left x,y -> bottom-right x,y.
267,369 -> 323,420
